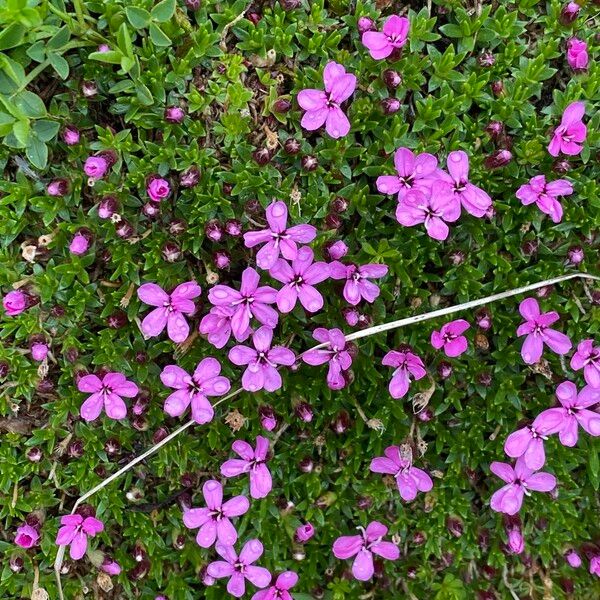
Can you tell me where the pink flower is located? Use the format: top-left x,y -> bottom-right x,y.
590,555 -> 600,577
221,436 -> 272,499
252,571 -> 297,600
548,101 -> 587,156
147,178 -> 171,202
370,445 -> 433,501
515,174 -> 573,223
382,348 -> 426,399
332,521 -> 399,581
516,298 -> 572,364
69,233 -> 90,255
269,246 -> 329,313
376,147 -> 438,201
329,262 -> 388,305
15,524 -> 40,548
504,516 -> 525,554
489,457 -> 556,515
62,126 -> 80,145
206,539 -> 271,598
503,410 -> 564,469
56,514 -> 104,560
47,179 -> 68,196
31,342 -> 48,361
302,327 -> 353,390
84,156 -> 109,179
229,326 -> 295,392
160,358 -> 231,424
565,549 -> 582,568
3,290 -> 27,316
77,371 -> 139,421
567,38 -> 589,70
138,281 -> 201,343
297,62 -> 357,139
570,339 -> 600,388
536,381 -> 600,447
199,305 -> 250,349
208,268 -> 278,341
431,319 -> 470,357
362,15 -> 410,60
295,523 -> 315,543
243,201 -> 317,270
183,480 -> 249,548
165,106 -> 185,123
101,556 -> 121,575
437,151 -> 492,218
326,240 -> 348,260
395,188 -> 460,241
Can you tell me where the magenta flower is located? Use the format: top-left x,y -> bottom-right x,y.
570,339 -> 600,388
503,410 -> 564,469
221,436 -> 272,499
431,319 -> 470,357
252,571 -> 297,600
302,327 -> 353,390
516,298 -> 572,364
101,557 -> 121,575
15,524 -> 40,548
84,156 -> 109,179
490,457 -> 556,515
147,177 -> 171,202
208,267 -> 278,341
69,232 -> 90,255
362,15 -> 409,60
565,549 -> 582,568
329,262 -> 388,305
269,246 -> 330,313
295,522 -> 315,543
206,539 -> 271,598
297,62 -> 357,139
160,358 -> 231,424
548,101 -> 587,156
437,151 -> 492,218
332,521 -> 399,581
395,188 -> 460,241
567,38 -> 588,70
199,305 -> 251,349
536,381 -> 600,447
376,147 -> 438,201
229,326 -> 295,392
515,174 -> 573,223
31,342 -> 48,361
77,371 -> 139,421
62,126 -> 80,145
56,514 -> 104,560
183,480 -> 249,548
590,555 -> 600,577
137,281 -> 201,343
243,201 -> 317,270
382,348 -> 426,399
370,445 -> 433,501
3,290 -> 27,316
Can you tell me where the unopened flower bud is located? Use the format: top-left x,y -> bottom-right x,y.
491,80 -> 504,96
559,2 -> 580,25
484,149 -> 512,169
565,549 -> 582,568
284,138 -> 301,154
180,166 -> 200,188
273,98 -> 291,113
162,242 -> 181,263
213,250 -> 231,270
438,361 -> 453,379
47,179 -> 69,196
82,81 -> 98,97
164,106 -> 185,124
252,148 -> 271,166
225,219 -> 242,237
382,69 -> 402,89
62,126 -> 80,145
299,457 -> 313,473
357,16 -> 375,34
295,522 -> 315,542
301,155 -> 318,171
115,219 -> 134,239
567,245 -> 584,265
294,401 -> 313,422
381,98 -> 401,115
259,405 -> 278,431
205,220 -> 223,242
27,447 -> 43,462
98,196 -> 117,219
478,52 -> 495,67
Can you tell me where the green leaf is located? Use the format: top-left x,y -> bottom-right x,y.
150,0 -> 176,22
117,22 -> 135,59
47,25 -> 71,50
26,136 -> 48,169
0,112 -> 14,136
88,50 -> 123,65
12,119 -> 29,146
126,6 -> 152,28
33,119 -> 59,142
149,23 -> 171,47
0,22 -> 26,50
48,53 -> 69,79
14,91 -> 47,118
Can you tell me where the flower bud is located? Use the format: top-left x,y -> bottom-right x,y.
507,529 -> 524,554
62,126 -> 80,145
294,401 -> 313,422
565,549 -> 582,568
201,566 -> 216,586
47,178 -> 69,196
280,0 -> 300,9
37,378 -> 54,393
521,239 -> 538,256
330,196 -> 348,213
82,80 -> 98,97
381,98 -> 401,115
225,219 -> 242,237
484,149 -> 512,169
273,98 -> 291,113
153,427 -> 168,444
97,44 -> 110,53
284,138 -> 301,154
559,2 -> 580,25
180,166 -> 200,188
446,517 -> 463,538
324,240 -> 348,261
213,250 -> 231,269
301,155 -> 318,171
247,11 -> 261,25
299,457 -> 313,473
357,313 -> 373,328
416,407 -> 433,422
132,415 -> 148,431
553,158 -> 571,174
98,196 -> 117,219
342,307 -> 359,326
259,405 -> 278,431
67,439 -> 84,459
205,220 -> 223,242
9,555 -> 24,573
330,410 -> 351,434
107,310 -> 127,329
115,219 -> 134,239
147,177 -> 171,202
382,69 -> 402,89
129,558 -> 150,580
485,121 -> 504,140
164,106 -> 185,124
104,438 -> 120,456
162,242 -> 181,263
142,201 -> 160,219
357,16 -> 375,34
27,447 -> 42,462
253,148 -> 272,166
491,80 -> 504,96
185,0 -> 200,9
295,522 -> 315,542
475,308 -> 492,330
245,198 -> 262,214
438,361 -> 453,379
324,213 -> 342,230
69,231 -> 91,255
478,52 -> 495,67
567,245 -> 584,265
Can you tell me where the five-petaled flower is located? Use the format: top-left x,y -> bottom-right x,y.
200,305 -> 251,349
302,327 -> 353,390
362,15 -> 410,60
516,174 -> 573,223
332,521 -> 399,581
382,347 -> 426,399
536,381 -> 600,447
490,457 -> 556,515
329,261 -> 388,305
516,298 -> 572,364
208,267 -> 278,341
15,524 -> 40,548
251,571 -> 298,600
138,281 -> 201,343
570,339 -> 600,388
160,358 -> 231,424
548,101 -> 587,157
297,62 -> 357,139
228,326 -> 295,392
183,479 -> 249,548
221,436 -> 273,499
206,539 -> 272,598
77,371 -> 139,421
56,514 -> 104,560
431,319 -> 470,357
370,445 -> 433,501
243,201 -> 317,270
566,38 -> 589,71
269,246 -> 330,313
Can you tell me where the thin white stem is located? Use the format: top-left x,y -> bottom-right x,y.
53,272 -> 599,595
